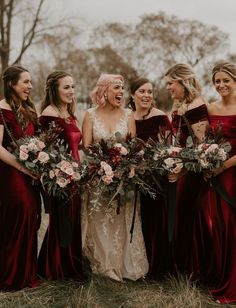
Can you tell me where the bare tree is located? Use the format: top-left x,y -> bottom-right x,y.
89,11 -> 229,86
0,0 -> 46,71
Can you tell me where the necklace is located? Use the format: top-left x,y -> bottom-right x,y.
52,105 -> 71,124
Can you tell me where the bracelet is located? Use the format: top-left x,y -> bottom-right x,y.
18,165 -> 23,172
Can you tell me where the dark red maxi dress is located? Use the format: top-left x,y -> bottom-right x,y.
191,115 -> 236,304
38,116 -> 85,281
171,104 -> 209,275
136,115 -> 171,279
0,109 -> 39,290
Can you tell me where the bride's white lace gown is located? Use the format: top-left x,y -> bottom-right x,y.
82,107 -> 148,281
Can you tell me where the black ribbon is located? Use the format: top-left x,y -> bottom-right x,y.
57,199 -> 72,247
166,182 -> 177,243
130,188 -> 138,243
39,184 -> 52,214
210,177 -> 236,209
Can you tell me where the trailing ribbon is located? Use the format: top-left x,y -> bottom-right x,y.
57,198 -> 72,247
166,182 -> 177,242
130,187 -> 138,243
210,177 -> 236,209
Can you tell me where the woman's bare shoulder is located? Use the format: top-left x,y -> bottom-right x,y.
150,107 -> 167,116
188,96 -> 208,111
0,99 -> 11,110
41,105 -> 58,117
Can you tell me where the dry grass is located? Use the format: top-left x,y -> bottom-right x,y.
0,213 -> 234,308
0,274 -> 229,308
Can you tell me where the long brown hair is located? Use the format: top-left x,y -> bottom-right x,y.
40,71 -> 76,118
2,65 -> 37,127
127,77 -> 154,119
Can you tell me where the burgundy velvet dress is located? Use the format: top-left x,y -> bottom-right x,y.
136,115 -> 171,279
171,105 -> 209,275
0,109 -> 39,290
38,116 -> 85,281
191,115 -> 236,303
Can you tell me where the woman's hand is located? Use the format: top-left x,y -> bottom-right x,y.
212,164 -> 227,177
19,165 -> 39,180
168,168 -> 186,183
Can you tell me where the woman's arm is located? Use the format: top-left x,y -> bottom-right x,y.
82,111 -> 93,147
0,125 -> 37,178
128,112 -> 136,138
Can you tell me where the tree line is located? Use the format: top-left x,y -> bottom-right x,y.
1,0 -> 235,110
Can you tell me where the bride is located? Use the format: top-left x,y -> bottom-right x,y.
81,74 -> 148,281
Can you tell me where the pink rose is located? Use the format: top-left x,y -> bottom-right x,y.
37,151 -> 50,163
101,175 -> 113,184
56,177 -> 70,188
19,150 -> 29,161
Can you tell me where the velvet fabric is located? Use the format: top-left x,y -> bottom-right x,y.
171,105 -> 209,274
192,115 -> 236,303
136,115 -> 171,279
38,116 -> 85,281
0,109 -> 39,290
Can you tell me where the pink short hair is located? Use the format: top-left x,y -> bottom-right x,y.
90,74 -> 124,107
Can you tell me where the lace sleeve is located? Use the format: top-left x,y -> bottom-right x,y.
87,108 -> 96,122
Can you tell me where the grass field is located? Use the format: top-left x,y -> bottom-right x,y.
0,210 -> 233,307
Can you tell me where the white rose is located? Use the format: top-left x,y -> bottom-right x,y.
37,141 -> 46,150
37,151 -> 50,163
120,146 -> 128,155
27,142 -> 37,151
72,162 -> 79,168
72,172 -> 81,180
63,167 -> 74,176
56,177 -> 70,188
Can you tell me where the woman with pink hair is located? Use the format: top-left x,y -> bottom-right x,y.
82,73 -> 148,281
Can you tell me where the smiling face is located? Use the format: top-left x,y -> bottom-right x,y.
165,76 -> 185,101
213,71 -> 236,97
132,82 -> 153,110
12,71 -> 32,101
105,81 -> 124,108
57,76 -> 75,105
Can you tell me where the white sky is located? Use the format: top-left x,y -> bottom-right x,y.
48,0 -> 236,53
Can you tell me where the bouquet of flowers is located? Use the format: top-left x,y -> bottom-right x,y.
14,122 -> 62,176
42,140 -> 86,199
14,122 -> 84,200
180,125 -> 231,173
144,139 -> 184,176
81,133 -> 155,211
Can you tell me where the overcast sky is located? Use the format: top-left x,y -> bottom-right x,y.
48,0 -> 236,53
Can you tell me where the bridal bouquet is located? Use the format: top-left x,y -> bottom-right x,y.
81,133 -> 155,211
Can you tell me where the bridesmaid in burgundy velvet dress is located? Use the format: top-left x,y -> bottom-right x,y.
128,77 -> 171,279
164,63 -> 209,275
0,65 -> 39,290
191,62 -> 236,304
38,71 -> 85,281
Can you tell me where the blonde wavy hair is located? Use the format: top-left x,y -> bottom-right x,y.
165,63 -> 201,104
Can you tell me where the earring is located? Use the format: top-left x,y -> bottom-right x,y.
104,94 -> 108,100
